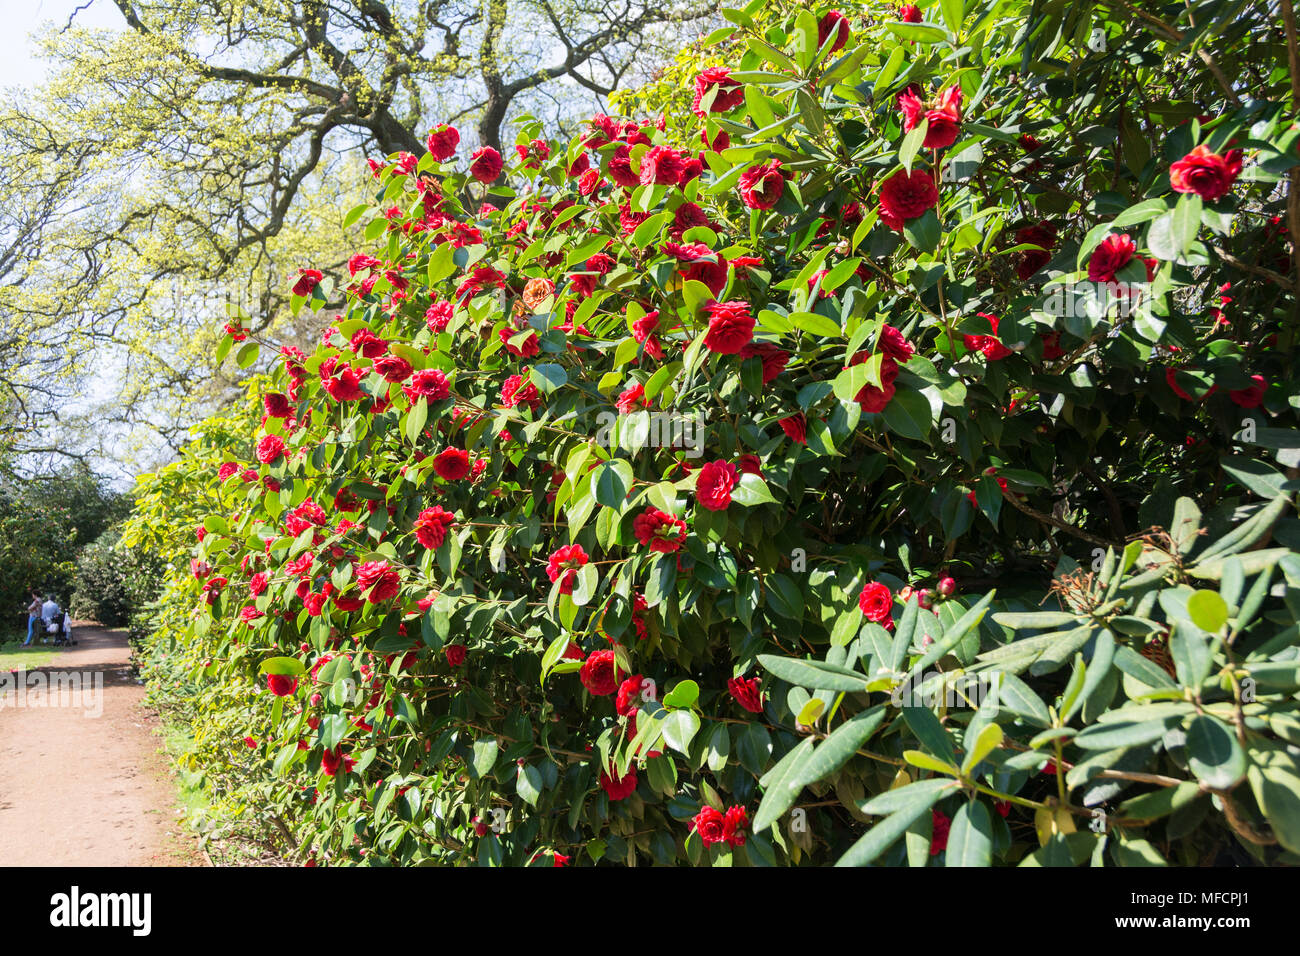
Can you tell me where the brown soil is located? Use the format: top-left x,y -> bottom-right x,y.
0,624 -> 206,866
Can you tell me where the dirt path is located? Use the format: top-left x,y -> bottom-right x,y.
0,624 -> 205,866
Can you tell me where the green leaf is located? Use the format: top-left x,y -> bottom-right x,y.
752,737 -> 817,832
791,705 -> 888,790
882,388 -> 932,439
1185,715 -> 1246,789
663,679 -> 700,709
961,724 -> 1003,775
757,654 -> 866,692
259,656 -> 306,677
661,710 -> 701,754
945,800 -> 993,867
837,781 -> 950,866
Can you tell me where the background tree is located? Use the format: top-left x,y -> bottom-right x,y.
0,0 -> 711,476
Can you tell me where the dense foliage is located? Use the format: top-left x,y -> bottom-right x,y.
128,0 -> 1300,866
0,465 -> 127,632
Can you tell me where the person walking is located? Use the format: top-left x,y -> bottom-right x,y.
23,591 -> 41,646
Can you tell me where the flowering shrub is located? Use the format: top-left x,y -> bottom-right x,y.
131,0 -> 1300,865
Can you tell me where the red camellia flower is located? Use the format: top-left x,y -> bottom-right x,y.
896,85 -> 963,149
727,675 -> 764,714
579,648 -> 619,696
323,364 -> 365,401
263,392 -> 292,418
256,434 -> 286,464
963,313 -> 1013,360
414,505 -> 456,549
878,167 -> 939,231
692,805 -> 727,846
779,414 -> 807,445
696,460 -> 739,511
633,507 -> 688,553
403,368 -> 450,403
1015,220 -> 1058,280
444,644 -> 466,667
738,341 -> 790,383
692,67 -> 744,117
433,448 -> 470,480
930,809 -> 951,855
321,746 -> 356,777
1229,374 -> 1267,408
374,354 -> 413,383
616,382 -> 650,415
615,673 -> 643,716
858,581 -> 894,627
899,3 -> 923,21
738,159 -> 786,210
547,543 -> 589,594
1087,233 -> 1137,282
356,560 -> 401,603
426,124 -> 460,161
722,806 -> 749,847
818,10 -> 851,52
701,300 -> 755,354
878,325 -> 915,363
1169,145 -> 1243,202
469,146 -> 503,183
639,145 -> 685,186
267,674 -> 298,697
599,764 -> 637,801
292,268 -> 323,297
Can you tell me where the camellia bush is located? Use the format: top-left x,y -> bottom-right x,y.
130,0 -> 1300,866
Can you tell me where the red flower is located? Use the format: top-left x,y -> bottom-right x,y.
779,414 -> 807,445
323,364 -> 365,402
580,649 -> 619,696
403,368 -> 450,404
737,454 -> 763,476
727,676 -> 764,713
818,10 -> 851,52
615,674 -> 644,716
1087,233 -> 1136,282
256,434 -> 286,464
738,159 -> 786,210
1170,145 -> 1243,202
267,674 -> 298,697
616,382 -> 650,415
693,805 -> 727,846
356,560 -> 401,603
547,543 -> 589,594
692,67 -> 744,117
696,460 -> 739,511
426,124 -> 460,161
639,145 -> 685,186
414,506 -> 457,549
878,325 -> 915,363
859,582 -> 894,626
1014,221 -> 1058,280
963,313 -> 1013,359
292,268 -> 323,297
738,341 -> 790,383
879,168 -> 939,231
702,300 -> 755,354
897,85 -> 963,149
469,146 -> 503,183
321,746 -> 355,777
599,764 -> 638,801
264,393 -> 292,418
633,508 -> 688,553
444,644 -> 466,667
899,4 -> 923,21
930,809 -> 951,855
722,806 -> 749,846
433,448 -> 470,480
1229,374 -> 1266,408
374,354 -> 413,383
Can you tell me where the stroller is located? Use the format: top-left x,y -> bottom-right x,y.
45,611 -> 75,646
